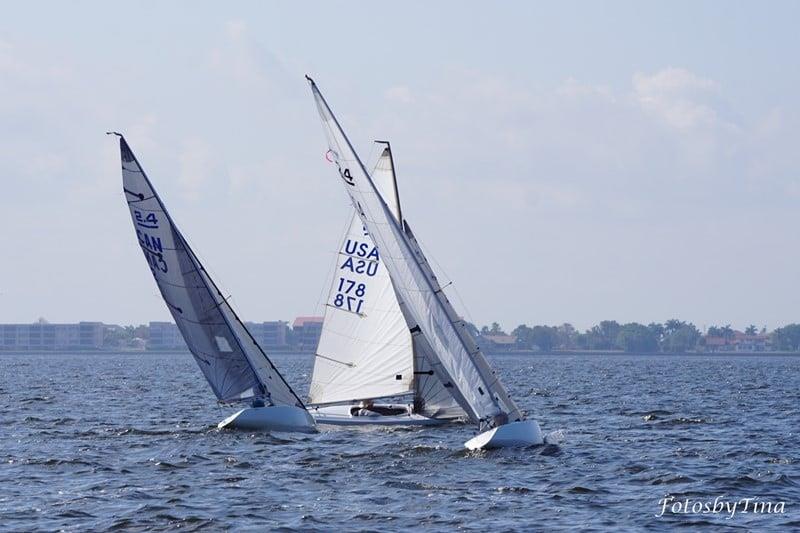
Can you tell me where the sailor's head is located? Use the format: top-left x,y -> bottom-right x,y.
492,412 -> 509,427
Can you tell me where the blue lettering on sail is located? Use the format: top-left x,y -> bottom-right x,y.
134,210 -> 159,229
332,277 -> 367,314
137,229 -> 163,254
135,228 -> 168,274
142,247 -> 168,274
339,257 -> 378,277
343,239 -> 379,260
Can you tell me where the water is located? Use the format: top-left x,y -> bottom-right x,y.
1,352 -> 798,531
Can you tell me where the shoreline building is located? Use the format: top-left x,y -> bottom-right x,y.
0,321 -> 104,351
292,316 -> 324,352
147,322 -> 188,350
246,321 -> 290,351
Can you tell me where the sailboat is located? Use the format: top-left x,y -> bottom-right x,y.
305,77 -> 544,449
109,132 -> 316,434
308,142 -> 466,426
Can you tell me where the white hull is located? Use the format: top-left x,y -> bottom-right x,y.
464,420 -> 543,450
217,405 -> 317,433
309,403 -> 449,427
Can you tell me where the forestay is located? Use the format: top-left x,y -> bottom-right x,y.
114,134 -> 304,408
310,146 -> 413,405
306,77 -> 523,428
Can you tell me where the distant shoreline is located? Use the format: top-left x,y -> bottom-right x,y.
2,349 -> 799,357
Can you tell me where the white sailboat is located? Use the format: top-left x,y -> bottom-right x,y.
308,142 -> 466,426
305,78 -> 544,449
109,132 -> 316,434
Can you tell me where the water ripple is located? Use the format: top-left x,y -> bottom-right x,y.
1,352 -> 798,531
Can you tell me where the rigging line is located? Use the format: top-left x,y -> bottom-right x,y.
123,188 -> 145,200
336,250 -> 380,264
153,278 -> 207,291
415,235 -> 478,328
314,353 -> 355,367
121,166 -> 146,175
126,195 -> 157,205
313,211 -> 356,315
319,325 -> 409,347
324,303 -> 366,318
175,315 -> 228,327
203,293 -> 233,315
127,206 -> 164,213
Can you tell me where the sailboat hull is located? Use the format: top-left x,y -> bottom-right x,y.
217,406 -> 317,433
309,403 -> 451,427
464,420 -> 543,450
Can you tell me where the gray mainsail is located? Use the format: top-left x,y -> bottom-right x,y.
113,133 -> 304,408
306,78 -> 523,429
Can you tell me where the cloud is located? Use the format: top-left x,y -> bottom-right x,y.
208,19 -> 294,96
632,67 -> 720,129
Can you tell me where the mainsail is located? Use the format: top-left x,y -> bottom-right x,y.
306,77 -> 524,429
113,133 -> 304,408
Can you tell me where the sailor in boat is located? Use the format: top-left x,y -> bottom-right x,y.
251,384 -> 270,408
351,400 -> 380,417
349,400 -> 410,418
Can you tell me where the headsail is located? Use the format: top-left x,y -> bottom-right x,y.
112,133 -> 304,408
309,145 -> 413,405
305,78 -> 523,429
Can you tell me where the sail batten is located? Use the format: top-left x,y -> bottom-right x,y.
306,77 -> 523,428
115,134 -> 304,408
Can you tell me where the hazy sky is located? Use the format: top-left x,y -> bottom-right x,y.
1,2 -> 798,332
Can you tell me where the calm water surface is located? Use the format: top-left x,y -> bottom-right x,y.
1,352 -> 798,531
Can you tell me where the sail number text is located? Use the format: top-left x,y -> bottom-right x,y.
333,277 -> 365,314
333,236 -> 379,314
133,209 -> 168,273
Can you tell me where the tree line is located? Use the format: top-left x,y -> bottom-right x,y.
474,320 -> 800,353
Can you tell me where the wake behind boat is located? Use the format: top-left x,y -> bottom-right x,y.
309,142 -> 465,427
306,78 -> 544,449
110,133 -> 316,435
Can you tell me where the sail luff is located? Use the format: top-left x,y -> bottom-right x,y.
306,77 -> 512,427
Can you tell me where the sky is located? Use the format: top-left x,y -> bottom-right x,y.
1,1 -> 799,332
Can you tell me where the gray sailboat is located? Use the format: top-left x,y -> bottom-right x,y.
110,132 -> 316,433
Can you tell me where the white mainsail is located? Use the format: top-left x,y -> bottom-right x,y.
309,145 -> 412,405
113,133 -> 305,408
306,77 -> 524,429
